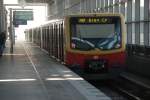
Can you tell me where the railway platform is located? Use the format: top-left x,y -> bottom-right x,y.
0,40 -> 111,100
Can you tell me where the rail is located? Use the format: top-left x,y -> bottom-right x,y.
126,44 -> 150,57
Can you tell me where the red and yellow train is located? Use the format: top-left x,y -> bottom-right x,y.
25,13 -> 126,79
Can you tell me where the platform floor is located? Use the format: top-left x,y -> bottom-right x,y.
0,41 -> 110,100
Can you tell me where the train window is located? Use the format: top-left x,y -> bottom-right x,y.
75,24 -> 115,38
70,17 -> 122,51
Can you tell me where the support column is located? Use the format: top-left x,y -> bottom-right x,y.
105,0 -> 108,12
32,29 -> 34,43
109,0 -> 113,13
114,0 -> 119,13
9,8 -> 14,53
0,0 -> 3,33
127,0 -> 132,44
135,0 -> 140,45
144,0 -> 149,46
120,0 -> 125,16
40,27 -> 43,49
101,0 -> 104,13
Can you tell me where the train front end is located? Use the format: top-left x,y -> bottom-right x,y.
65,14 -> 126,78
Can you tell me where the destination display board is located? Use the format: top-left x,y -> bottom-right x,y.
13,11 -> 33,27
13,19 -> 27,27
70,17 -> 120,24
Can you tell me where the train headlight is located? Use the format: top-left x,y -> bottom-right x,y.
93,56 -> 99,60
71,43 -> 76,48
115,44 -> 121,49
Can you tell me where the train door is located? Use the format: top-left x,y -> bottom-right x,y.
42,27 -> 44,49
47,25 -> 50,52
56,23 -> 60,59
59,22 -> 64,61
38,28 -> 40,46
44,26 -> 46,50
29,29 -> 32,42
45,26 -> 47,50
57,23 -> 60,60
49,25 -> 52,56
35,28 -> 38,44
52,24 -> 55,57
58,23 -> 61,60
61,22 -> 64,62
55,23 -> 58,58
47,25 -> 50,54
42,27 -> 45,49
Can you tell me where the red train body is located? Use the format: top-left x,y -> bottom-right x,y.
25,13 -> 126,79
66,52 -> 126,69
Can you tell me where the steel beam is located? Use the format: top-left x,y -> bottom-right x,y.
135,0 -> 140,45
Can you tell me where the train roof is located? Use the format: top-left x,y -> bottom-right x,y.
66,13 -> 123,17
25,13 -> 124,29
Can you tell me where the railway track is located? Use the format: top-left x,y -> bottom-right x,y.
87,75 -> 150,100
88,80 -> 127,100
114,75 -> 150,100
70,67 -> 150,100
109,79 -> 142,100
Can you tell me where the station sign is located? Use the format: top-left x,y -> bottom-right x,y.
13,11 -> 33,27
13,19 -> 27,27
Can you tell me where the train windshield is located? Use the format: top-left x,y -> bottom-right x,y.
70,17 -> 122,51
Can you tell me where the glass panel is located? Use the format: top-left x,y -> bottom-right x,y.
149,22 -> 150,45
108,0 -> 110,12
140,0 -> 144,20
75,24 -> 115,38
125,2 -> 127,22
140,22 -> 144,45
70,17 -> 122,51
83,0 -> 87,13
132,0 -> 135,21
109,0 -> 113,13
132,23 -> 135,44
